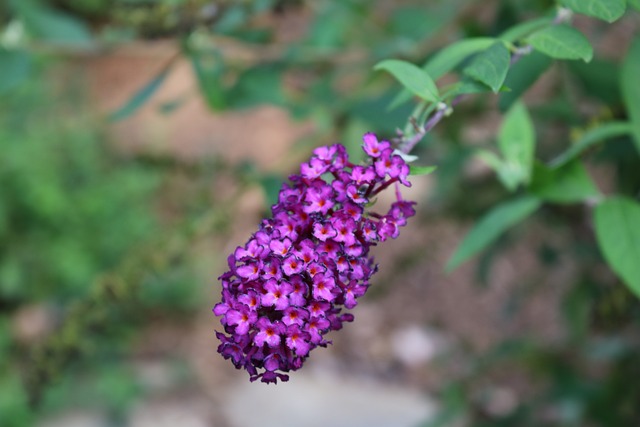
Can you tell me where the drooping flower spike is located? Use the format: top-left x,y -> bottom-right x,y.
213,133 -> 416,383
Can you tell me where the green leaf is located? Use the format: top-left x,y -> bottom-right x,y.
476,104 -> 537,191
476,149 -> 518,191
560,0 -> 627,23
594,197 -> 640,297
446,196 -> 541,271
387,38 -> 495,109
14,0 -> 94,47
497,102 -> 535,190
108,60 -> 175,122
190,49 -> 227,110
498,16 -> 554,42
227,64 -> 285,109
621,37 -> 640,154
409,165 -> 437,176
476,149 -> 504,171
499,51 -> 552,111
476,150 -> 521,191
549,122 -> 633,167
374,59 -> 439,103
527,25 -> 593,62
0,48 -> 32,95
530,161 -> 600,203
448,78 -> 499,98
629,0 -> 640,11
213,5 -> 247,33
463,41 -> 511,93
568,59 -> 621,105
424,37 -> 497,79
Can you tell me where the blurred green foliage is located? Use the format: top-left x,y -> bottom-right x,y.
1,0 -> 640,426
0,71 -> 214,422
0,82 -> 152,421
0,88 -> 160,304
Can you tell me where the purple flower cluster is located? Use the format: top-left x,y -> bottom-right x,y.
213,133 -> 416,383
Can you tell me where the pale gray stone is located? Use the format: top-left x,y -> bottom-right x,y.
38,411 -> 106,427
221,371 -> 435,427
129,399 -> 211,427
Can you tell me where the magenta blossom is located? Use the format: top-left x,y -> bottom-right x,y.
213,133 -> 415,383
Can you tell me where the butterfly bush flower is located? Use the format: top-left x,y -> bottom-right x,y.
213,133 -> 416,383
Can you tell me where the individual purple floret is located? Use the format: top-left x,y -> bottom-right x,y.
213,133 -> 416,383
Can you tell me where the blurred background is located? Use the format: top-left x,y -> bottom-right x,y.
1,1 -> 640,426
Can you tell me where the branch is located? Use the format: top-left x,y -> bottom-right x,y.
398,7 -> 573,154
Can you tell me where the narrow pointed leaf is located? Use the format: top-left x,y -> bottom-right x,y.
374,59 -> 439,103
387,38 -> 495,109
476,150 -> 504,171
560,0 -> 626,23
424,38 -> 497,79
14,0 -> 93,47
446,196 -> 541,271
499,17 -> 554,42
568,59 -> 621,105
497,102 -> 535,189
450,78 -> 499,97
527,25 -> 593,62
476,149 -> 518,191
595,197 -> 640,298
108,60 -> 175,122
409,165 -> 437,176
530,161 -> 600,203
499,51 -> 552,111
191,49 -> 227,110
463,42 -> 511,93
549,122 -> 633,167
621,37 -> 640,154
